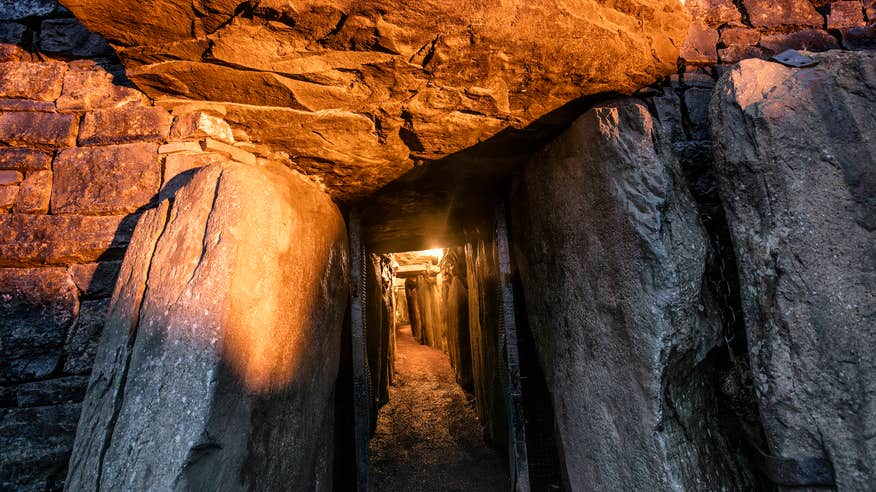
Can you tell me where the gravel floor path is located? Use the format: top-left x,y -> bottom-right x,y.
367,325 -> 508,492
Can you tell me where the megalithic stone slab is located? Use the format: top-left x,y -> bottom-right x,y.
511,100 -> 747,489
66,160 -> 349,491
709,51 -> 876,490
58,0 -> 689,200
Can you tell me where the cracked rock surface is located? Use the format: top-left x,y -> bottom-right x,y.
59,0 -> 689,200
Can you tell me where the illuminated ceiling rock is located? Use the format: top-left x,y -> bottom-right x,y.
59,0 -> 690,200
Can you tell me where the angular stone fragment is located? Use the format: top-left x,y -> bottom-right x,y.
759,29 -> 840,54
710,51 -> 876,490
680,22 -> 719,64
0,184 -> 16,211
13,170 -> 50,213
55,63 -> 149,112
169,111 -> 234,143
0,169 -> 21,184
0,148 -> 51,170
828,0 -> 866,28
0,267 -> 79,383
0,111 -> 77,148
0,0 -> 56,20
743,0 -> 824,27
201,137 -> 255,165
68,160 -> 349,491
0,404 -> 82,492
0,61 -> 66,101
158,141 -> 201,154
511,101 -> 746,490
51,143 -> 160,214
68,261 -> 122,298
62,298 -> 109,374
39,18 -> 113,57
866,0 -> 876,20
15,376 -> 90,407
0,214 -> 136,266
77,105 -> 171,146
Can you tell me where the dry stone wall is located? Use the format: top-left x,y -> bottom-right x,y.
0,5 -> 282,490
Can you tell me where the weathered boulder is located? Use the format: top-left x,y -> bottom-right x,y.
511,100 -> 748,489
66,159 -> 349,491
709,51 -> 876,489
58,0 -> 689,200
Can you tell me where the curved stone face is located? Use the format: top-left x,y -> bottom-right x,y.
66,160 -> 350,491
59,0 -> 689,199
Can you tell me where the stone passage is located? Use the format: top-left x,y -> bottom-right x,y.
368,325 -> 508,492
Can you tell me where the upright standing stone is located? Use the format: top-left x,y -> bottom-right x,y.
512,100 -> 747,490
710,51 -> 876,489
66,160 -> 349,491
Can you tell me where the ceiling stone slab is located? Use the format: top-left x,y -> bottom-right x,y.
60,0 -> 690,200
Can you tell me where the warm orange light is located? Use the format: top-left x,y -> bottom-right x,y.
418,248 -> 444,261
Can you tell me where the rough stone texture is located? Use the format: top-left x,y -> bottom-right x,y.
67,160 -> 349,491
759,29 -> 840,54
686,0 -> 741,26
828,0 -> 866,29
0,404 -> 82,492
51,143 -> 160,214
0,214 -> 136,266
0,169 -> 22,185
743,0 -> 824,28
39,18 -> 112,57
511,101 -> 746,490
840,24 -> 876,49
0,148 -> 51,171
0,184 -> 16,210
59,0 -> 690,200
0,267 -> 79,383
14,376 -> 89,407
55,62 -> 150,112
169,111 -> 234,143
77,105 -> 171,146
0,111 -> 78,148
0,0 -> 56,20
61,298 -> 109,374
68,261 -> 122,299
0,61 -> 66,101
680,22 -> 719,64
0,21 -> 27,62
14,170 -> 51,213
710,50 -> 876,490
161,151 -> 225,196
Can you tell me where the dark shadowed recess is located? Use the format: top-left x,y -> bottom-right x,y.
356,92 -> 623,254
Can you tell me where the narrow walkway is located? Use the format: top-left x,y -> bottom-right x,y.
368,325 -> 508,492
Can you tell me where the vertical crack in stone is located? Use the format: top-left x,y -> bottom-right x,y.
95,201 -> 174,491
171,170 -> 224,309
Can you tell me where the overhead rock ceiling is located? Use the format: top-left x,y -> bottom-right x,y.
60,0 -> 690,201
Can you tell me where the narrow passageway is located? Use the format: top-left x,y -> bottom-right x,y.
367,325 -> 508,492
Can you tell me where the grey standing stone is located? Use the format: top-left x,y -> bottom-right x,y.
66,160 -> 349,491
710,51 -> 876,489
511,100 -> 746,490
